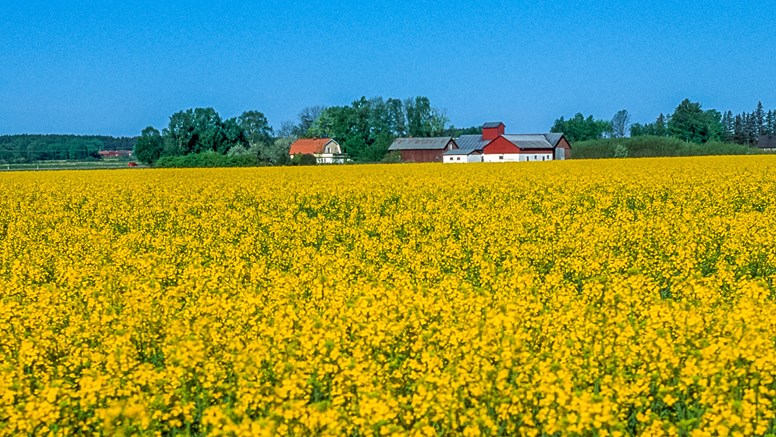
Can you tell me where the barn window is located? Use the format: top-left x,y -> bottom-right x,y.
499,156 -> 504,160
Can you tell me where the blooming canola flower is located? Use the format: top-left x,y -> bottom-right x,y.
0,156 -> 775,435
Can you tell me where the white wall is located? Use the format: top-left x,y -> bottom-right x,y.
482,153 -> 552,162
443,155 -> 469,164
315,153 -> 345,164
323,141 -> 342,154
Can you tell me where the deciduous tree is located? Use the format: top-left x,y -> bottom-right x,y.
611,109 -> 631,138
134,126 -> 163,165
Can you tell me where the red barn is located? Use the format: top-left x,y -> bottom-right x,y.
387,137 -> 458,163
482,135 -> 556,162
443,122 -> 571,163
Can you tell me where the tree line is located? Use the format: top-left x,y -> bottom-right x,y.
135,96 -> 458,166
6,97 -> 771,166
553,99 -> 776,146
0,135 -> 137,163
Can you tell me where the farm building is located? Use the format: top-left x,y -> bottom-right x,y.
388,137 -> 458,163
758,135 -> 776,152
443,122 -> 571,163
98,150 -> 133,158
289,138 -> 345,164
442,149 -> 482,163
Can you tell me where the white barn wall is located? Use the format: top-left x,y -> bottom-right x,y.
482,153 -> 553,163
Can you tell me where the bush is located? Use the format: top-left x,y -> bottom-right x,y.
613,143 -> 629,158
380,151 -> 402,163
571,136 -> 758,159
154,151 -> 260,168
291,154 -> 318,166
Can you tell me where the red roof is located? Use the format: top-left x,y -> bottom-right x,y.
289,138 -> 333,155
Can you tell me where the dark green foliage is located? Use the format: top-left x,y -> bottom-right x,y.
294,106 -> 327,137
551,113 -> 612,142
222,117 -> 248,150
154,151 -> 260,168
445,125 -> 482,137
630,100 -> 775,146
765,110 -> 775,135
143,107 -> 271,165
0,135 -> 135,163
134,126 -> 163,165
754,101 -> 765,136
291,154 -> 318,166
571,136 -> 759,159
380,151 -> 402,163
631,113 -> 670,138
161,107 -> 240,156
667,99 -> 723,143
238,111 -> 274,145
306,96 -> 448,162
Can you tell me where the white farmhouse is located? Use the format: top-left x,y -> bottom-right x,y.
289,138 -> 345,164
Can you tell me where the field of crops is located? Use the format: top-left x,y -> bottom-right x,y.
1,156 -> 775,436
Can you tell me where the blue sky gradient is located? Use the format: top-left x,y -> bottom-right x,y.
1,1 -> 774,136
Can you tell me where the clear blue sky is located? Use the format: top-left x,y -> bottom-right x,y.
1,1 -> 774,137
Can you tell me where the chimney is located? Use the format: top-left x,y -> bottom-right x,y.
482,122 -> 505,141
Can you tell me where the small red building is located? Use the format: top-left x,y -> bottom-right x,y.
99,150 -> 133,158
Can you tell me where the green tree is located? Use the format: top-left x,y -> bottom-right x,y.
222,117 -> 249,152
306,96 -> 447,162
551,113 -> 611,142
386,98 -> 407,136
192,107 -> 227,153
629,123 -> 644,137
134,127 -> 164,165
653,113 -> 669,137
668,99 -> 720,143
754,101 -> 765,137
405,96 -> 447,137
704,109 -> 723,143
238,111 -> 274,145
162,108 -> 236,156
721,111 -> 735,142
296,106 -> 326,137
163,109 -> 196,156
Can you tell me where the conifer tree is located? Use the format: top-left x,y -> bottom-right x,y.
721,111 -> 735,142
733,114 -> 744,144
754,101 -> 766,137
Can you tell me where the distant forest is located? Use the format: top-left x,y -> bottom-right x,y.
0,135 -> 137,163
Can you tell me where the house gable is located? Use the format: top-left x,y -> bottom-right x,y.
322,139 -> 342,154
555,136 -> 571,149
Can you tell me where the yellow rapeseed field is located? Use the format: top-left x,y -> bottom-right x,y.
1,156 -> 775,436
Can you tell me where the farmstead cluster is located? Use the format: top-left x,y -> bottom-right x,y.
1,156 -> 775,435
